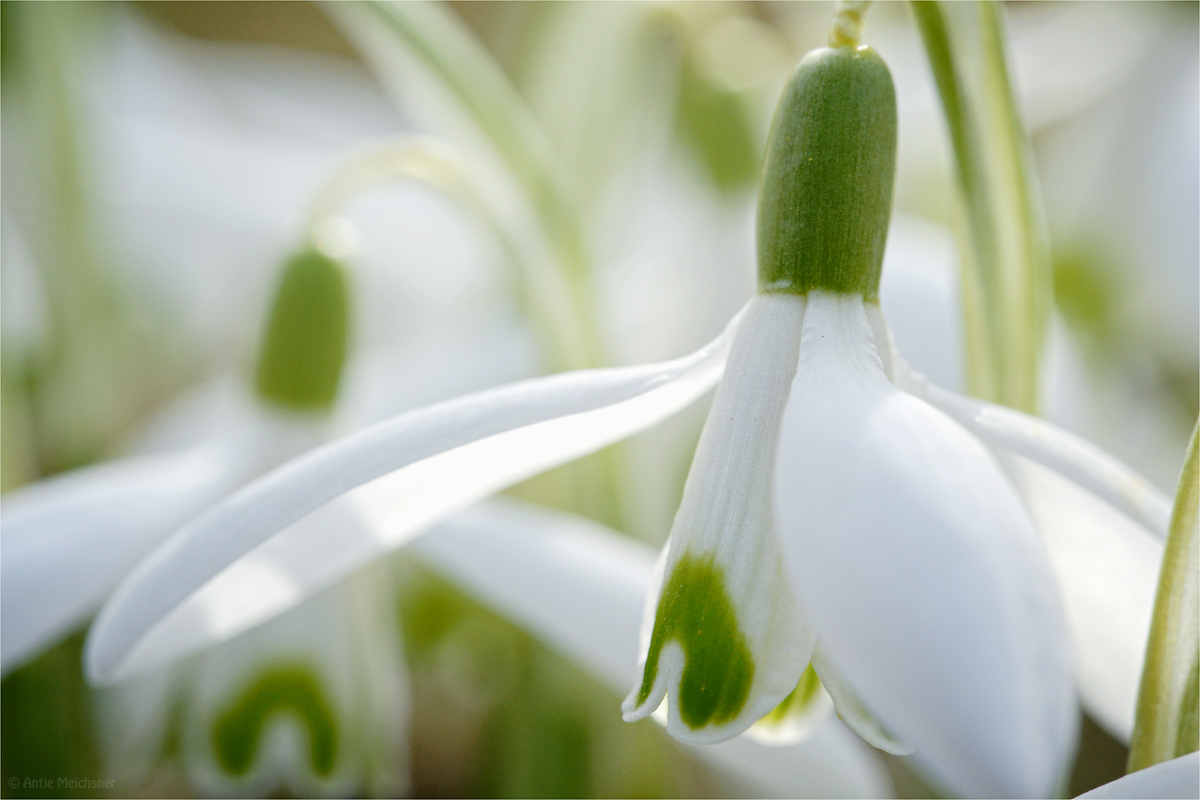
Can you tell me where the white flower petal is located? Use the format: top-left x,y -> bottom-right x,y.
704,722 -> 894,799
901,364 -> 1173,537
407,497 -> 890,799
999,452 -> 1163,743
1,448 -> 233,674
810,649 -> 912,756
94,663 -> 186,788
775,291 -> 1077,798
623,294 -> 814,744
86,316 -> 739,683
1078,752 -> 1200,799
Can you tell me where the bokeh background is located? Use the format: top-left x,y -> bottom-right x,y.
2,2 -> 1196,797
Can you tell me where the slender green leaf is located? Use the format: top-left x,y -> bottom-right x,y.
1129,424 -> 1200,771
909,1 -> 1050,413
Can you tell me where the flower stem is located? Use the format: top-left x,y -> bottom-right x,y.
829,1 -> 872,48
303,138 -> 588,374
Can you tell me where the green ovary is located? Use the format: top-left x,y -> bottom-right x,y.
636,554 -> 755,729
212,665 -> 339,778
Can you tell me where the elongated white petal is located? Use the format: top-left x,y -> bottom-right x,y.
86,317 -> 738,683
900,364 -> 1173,537
1,448 -> 233,674
775,292 -> 1077,798
1078,752 -> 1200,799
623,294 -> 814,744
1000,453 -> 1163,743
409,497 -> 890,799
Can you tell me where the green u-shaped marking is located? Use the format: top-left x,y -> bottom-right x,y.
212,665 -> 339,778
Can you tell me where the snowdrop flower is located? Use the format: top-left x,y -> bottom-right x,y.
86,35 -> 1173,799
623,42 -> 1077,797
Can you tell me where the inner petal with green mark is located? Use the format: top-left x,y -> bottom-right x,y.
212,664 -> 339,779
636,554 -> 755,729
745,663 -> 835,744
760,664 -> 824,726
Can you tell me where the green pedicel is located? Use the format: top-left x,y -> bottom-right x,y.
636,554 -> 755,730
212,665 -> 339,778
756,45 -> 897,299
254,249 -> 350,411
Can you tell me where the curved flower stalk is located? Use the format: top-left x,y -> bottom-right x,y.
83,24 -> 1182,800
327,0 -> 603,371
82,9 -> 533,385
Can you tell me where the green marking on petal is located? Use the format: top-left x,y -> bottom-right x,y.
636,554 -> 755,729
212,664 -> 339,778
254,249 -> 350,411
760,664 -> 822,727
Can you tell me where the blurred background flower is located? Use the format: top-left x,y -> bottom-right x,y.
2,2 -> 1195,798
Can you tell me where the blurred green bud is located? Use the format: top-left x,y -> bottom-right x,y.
676,46 -> 760,193
254,249 -> 350,412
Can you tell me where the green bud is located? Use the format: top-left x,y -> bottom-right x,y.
676,47 -> 760,192
756,45 -> 897,298
254,249 -> 350,411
